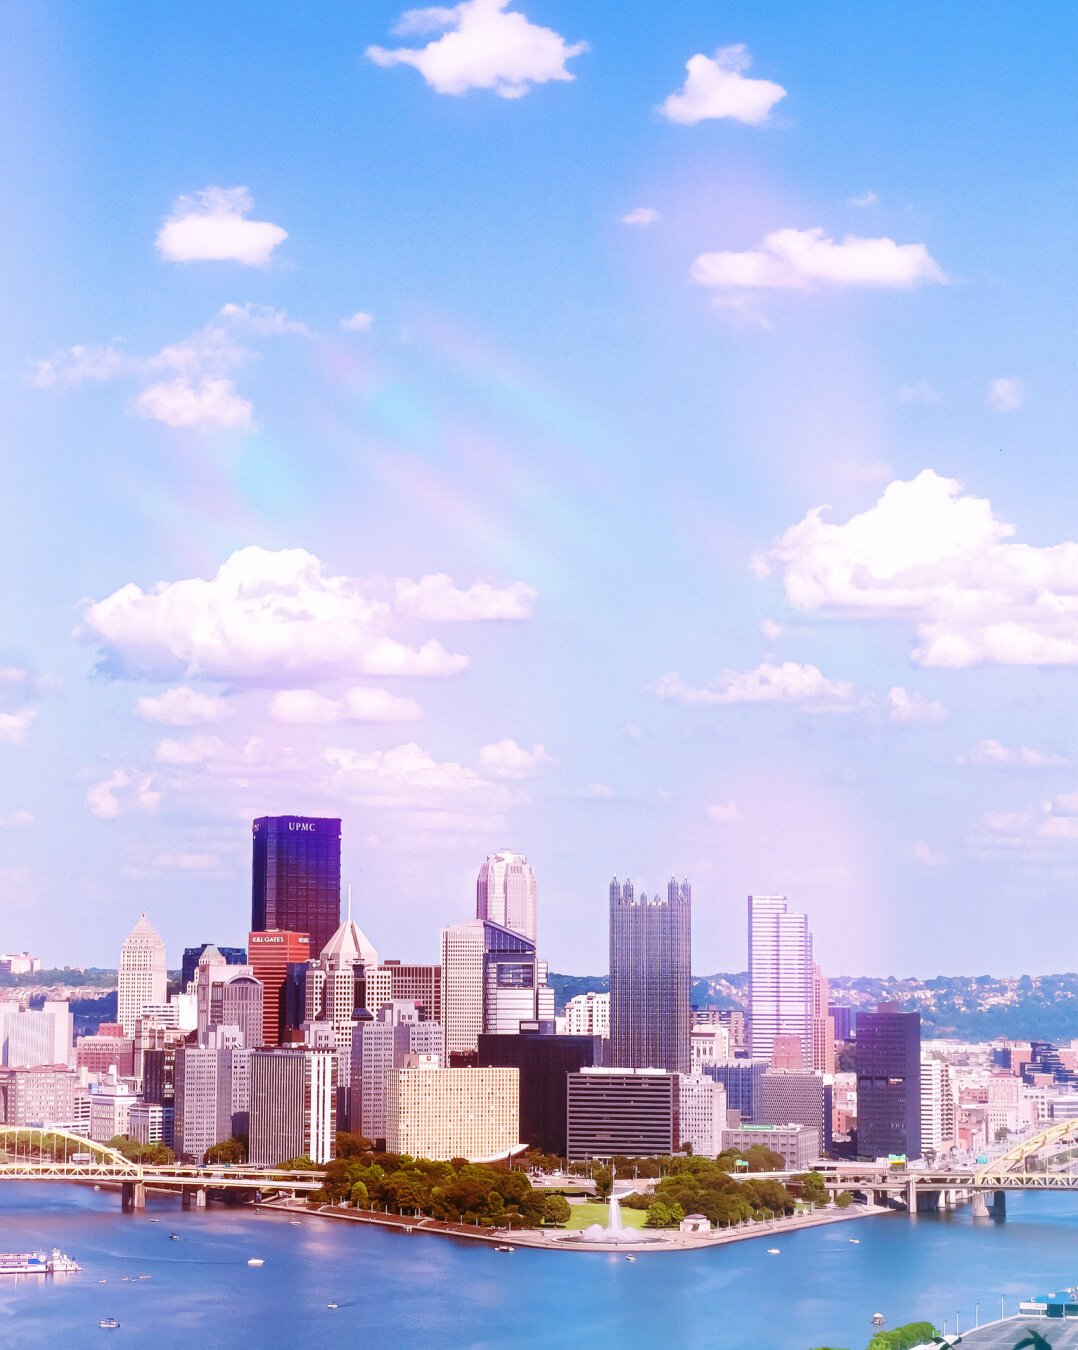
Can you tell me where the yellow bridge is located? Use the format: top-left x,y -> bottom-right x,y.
0,1126 -> 324,1210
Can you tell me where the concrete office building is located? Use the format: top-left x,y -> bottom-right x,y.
678,1074 -> 727,1158
194,948 -> 263,1049
251,815 -> 341,960
478,1022 -> 601,1158
350,1001 -> 444,1145
566,1068 -> 677,1160
748,895 -> 813,1069
0,1066 -> 79,1127
856,1004 -> 922,1160
609,876 -> 691,1075
76,1031 -> 135,1078
813,965 -> 836,1074
129,1101 -> 170,1147
376,960 -> 441,1022
0,1000 -> 72,1068
117,914 -> 167,1037
565,991 -> 610,1040
759,1069 -> 830,1151
89,1077 -> 137,1144
182,944 -> 247,990
248,1049 -> 336,1167
690,1025 -> 731,1072
385,1063 -> 520,1164
476,851 -> 538,943
722,1123 -> 819,1170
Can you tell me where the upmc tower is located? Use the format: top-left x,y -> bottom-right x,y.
251,815 -> 342,958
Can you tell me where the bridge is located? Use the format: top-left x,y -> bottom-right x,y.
0,1127 -> 324,1210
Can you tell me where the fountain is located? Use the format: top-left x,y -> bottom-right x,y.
569,1191 -> 663,1246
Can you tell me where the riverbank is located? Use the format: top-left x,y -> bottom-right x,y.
256,1194 -> 887,1254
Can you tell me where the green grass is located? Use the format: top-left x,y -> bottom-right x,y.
565,1202 -> 646,1230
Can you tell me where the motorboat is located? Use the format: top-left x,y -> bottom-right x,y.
168,1234 -> 181,1241
289,1220 -> 301,1227
247,1258 -> 264,1267
327,1302 -> 339,1309
99,1319 -> 120,1330
625,1256 -> 636,1263
495,1245 -> 514,1253
871,1313 -> 886,1327
766,1248 -> 781,1255
848,1238 -> 860,1244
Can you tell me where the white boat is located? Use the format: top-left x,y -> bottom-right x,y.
327,1302 -> 339,1309
625,1256 -> 636,1263
0,1249 -> 81,1275
247,1258 -> 265,1267
766,1248 -> 781,1255
99,1319 -> 120,1330
849,1238 -> 860,1244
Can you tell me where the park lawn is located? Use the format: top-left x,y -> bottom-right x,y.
565,1202 -> 646,1230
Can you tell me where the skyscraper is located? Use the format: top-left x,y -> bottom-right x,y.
747,895 -> 813,1068
440,919 -> 540,1060
248,930 -> 311,1046
251,815 -> 342,958
856,1004 -> 922,1160
608,876 -> 691,1075
476,851 -> 538,942
117,914 -> 167,1036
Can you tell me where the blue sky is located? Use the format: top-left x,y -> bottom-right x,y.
2,2 -> 1077,974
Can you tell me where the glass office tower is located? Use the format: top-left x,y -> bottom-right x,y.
251,816 -> 342,960
608,876 -> 691,1075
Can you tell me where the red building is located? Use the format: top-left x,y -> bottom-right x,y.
248,931 -> 310,1047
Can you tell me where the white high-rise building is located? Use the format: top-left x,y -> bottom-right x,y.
678,1074 -> 727,1158
476,852 -> 537,943
565,991 -> 610,1039
118,913 -> 167,1036
0,1000 -> 72,1067
748,895 -> 813,1067
441,919 -> 541,1058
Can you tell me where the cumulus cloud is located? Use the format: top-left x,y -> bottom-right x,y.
886,687 -> 948,725
268,687 -> 423,725
0,708 -> 36,744
78,547 -> 540,685
988,377 -> 1025,412
477,738 -> 554,779
957,739 -> 1068,770
155,187 -> 287,266
30,345 -> 125,389
979,792 -> 1078,852
707,801 -> 740,824
134,377 -> 253,431
760,618 -> 784,640
654,661 -> 854,709
765,469 -> 1078,667
340,311 -> 374,332
692,227 -> 946,293
136,686 -> 230,726
394,573 -> 536,621
659,45 -> 785,126
367,0 -> 587,99
87,768 -> 161,819
154,735 -> 227,766
910,840 -> 946,867
621,207 -> 661,227
848,190 -> 879,208
324,742 -> 519,813
0,809 -> 34,828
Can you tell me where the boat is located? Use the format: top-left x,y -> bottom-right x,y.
0,1249 -> 82,1275
288,1220 -> 301,1226
495,1245 -> 514,1253
99,1319 -> 120,1330
148,1218 -> 161,1224
247,1258 -> 264,1267
625,1256 -> 636,1263
168,1234 -> 181,1241
327,1302 -> 339,1310
766,1248 -> 781,1255
871,1313 -> 885,1327
848,1238 -> 860,1244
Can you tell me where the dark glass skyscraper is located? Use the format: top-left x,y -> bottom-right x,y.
251,816 -> 342,959
856,1003 -> 922,1159
609,875 -> 691,1075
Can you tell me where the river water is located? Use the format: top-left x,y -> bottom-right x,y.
1,1183 -> 1075,1348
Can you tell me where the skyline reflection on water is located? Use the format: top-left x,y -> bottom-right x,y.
1,1183 -> 1077,1348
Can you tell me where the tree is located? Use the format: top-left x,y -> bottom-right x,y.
543,1195 -> 571,1227
204,1137 -> 245,1165
835,1190 -> 853,1209
335,1132 -> 374,1158
592,1166 -> 613,1200
645,1200 -> 673,1228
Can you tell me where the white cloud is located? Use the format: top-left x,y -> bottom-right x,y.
30,344 -> 126,389
988,377 -> 1025,412
766,469 -> 1078,667
77,547 -> 539,685
367,0 -> 586,99
848,190 -> 879,208
958,739 -> 1068,770
760,618 -> 784,640
340,311 -> 374,332
910,840 -> 946,867
899,380 -> 942,404
86,768 -> 161,819
0,667 -> 27,684
0,809 -> 34,828
155,186 -> 287,266
0,708 -> 36,744
136,686 -> 230,726
707,801 -> 740,824
154,735 -> 226,766
979,793 -> 1078,852
886,687 -> 948,725
692,227 -> 946,293
659,45 -> 786,126
621,207 -> 661,227
268,687 -> 423,725
654,661 -> 854,708
324,742 -> 518,813
477,738 -> 554,779
573,782 -> 615,799
394,573 -> 536,621
134,377 -> 254,431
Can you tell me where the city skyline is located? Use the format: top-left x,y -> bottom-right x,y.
4,5 -> 1078,976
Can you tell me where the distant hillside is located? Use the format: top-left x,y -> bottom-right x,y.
552,971 -> 1078,1042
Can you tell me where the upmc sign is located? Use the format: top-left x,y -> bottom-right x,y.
289,822 -> 316,832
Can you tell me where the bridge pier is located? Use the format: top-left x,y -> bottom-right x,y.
182,1187 -> 208,1210
992,1190 -> 1007,1217
906,1179 -> 918,1213
972,1191 -> 989,1218
121,1181 -> 146,1211
916,1189 -> 940,1214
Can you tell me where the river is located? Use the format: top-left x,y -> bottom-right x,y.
0,1182 -> 1074,1348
